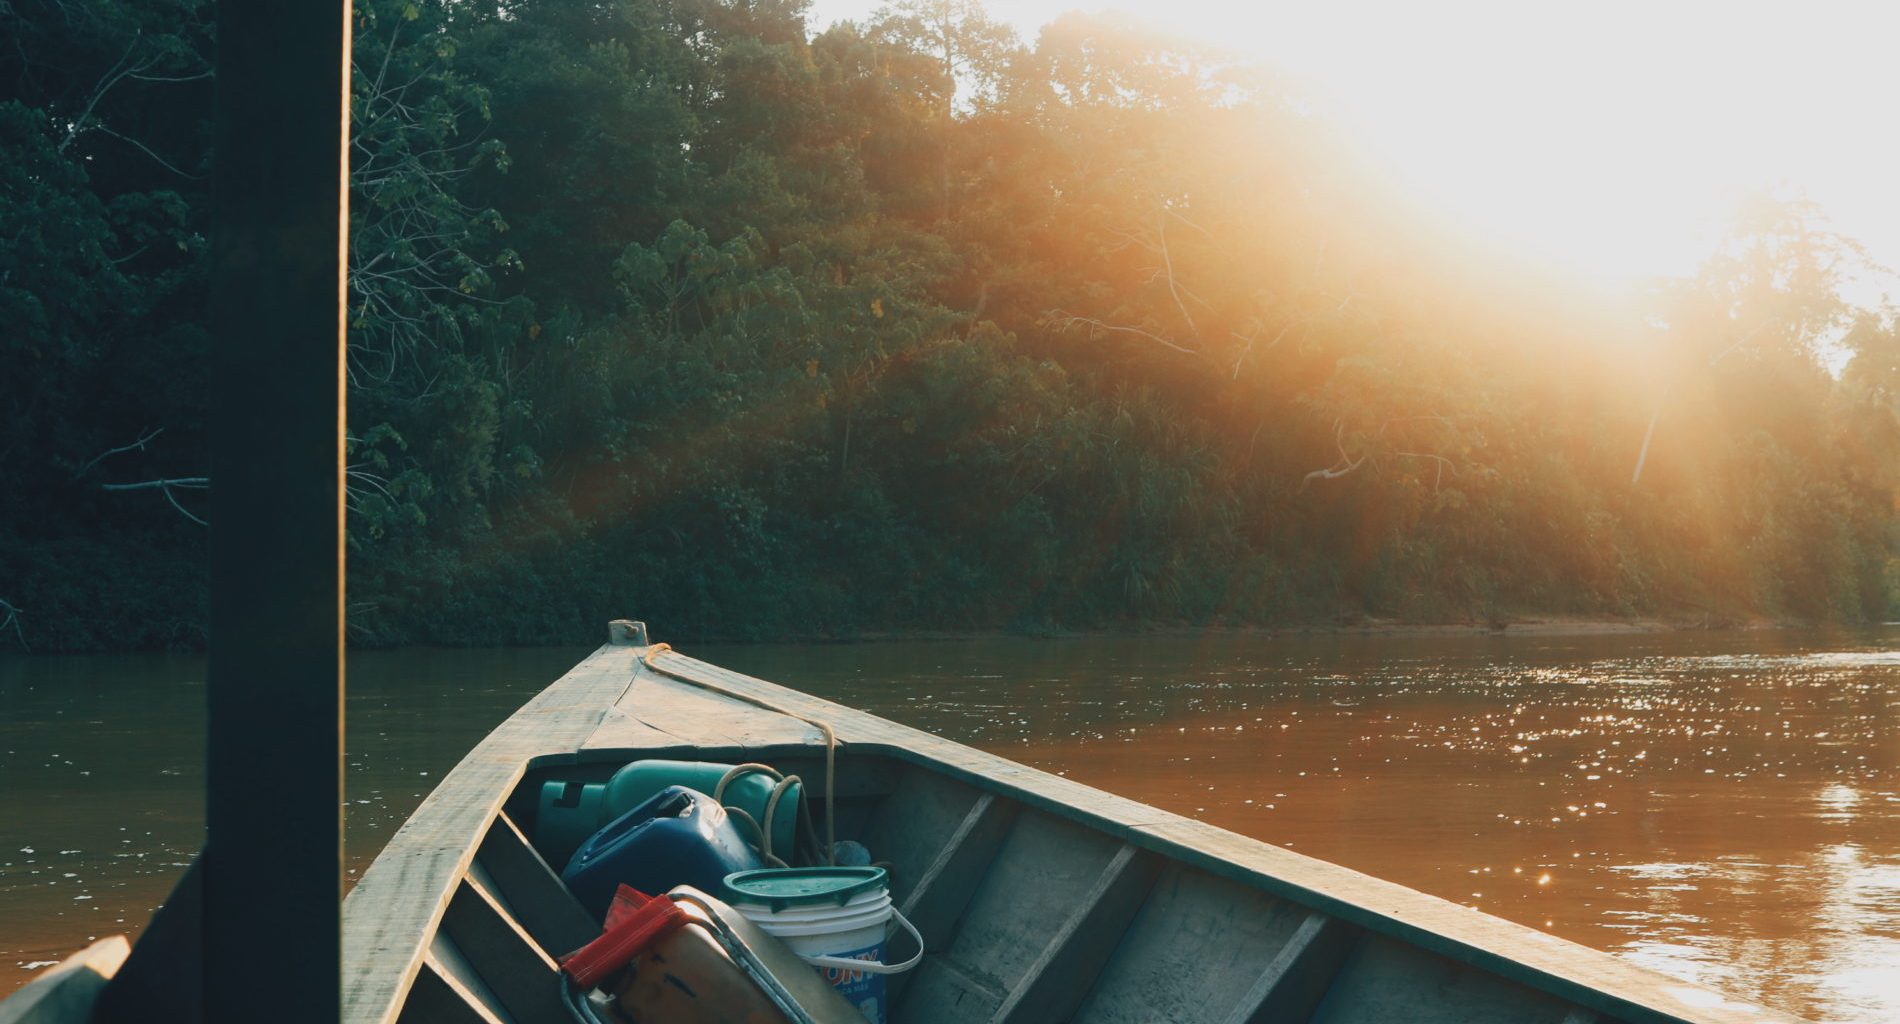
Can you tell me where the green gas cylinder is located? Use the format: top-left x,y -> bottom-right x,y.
537,760 -> 802,866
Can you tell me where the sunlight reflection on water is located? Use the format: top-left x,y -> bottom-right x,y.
708,627 -> 1900,1024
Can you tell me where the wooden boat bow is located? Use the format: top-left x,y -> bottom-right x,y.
338,622 -> 1805,1024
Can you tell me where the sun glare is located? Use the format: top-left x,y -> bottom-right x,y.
809,0 -> 1900,296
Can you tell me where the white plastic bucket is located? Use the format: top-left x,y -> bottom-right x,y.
726,884 -> 922,1024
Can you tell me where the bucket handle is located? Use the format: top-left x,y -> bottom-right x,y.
795,907 -> 924,975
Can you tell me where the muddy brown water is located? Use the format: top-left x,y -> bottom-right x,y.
2,628 -> 1895,1021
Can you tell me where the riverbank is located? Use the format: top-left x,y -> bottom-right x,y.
777,612 -> 1795,646
0,611 -> 1813,657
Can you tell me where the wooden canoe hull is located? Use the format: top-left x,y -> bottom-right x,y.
341,625 -> 1807,1024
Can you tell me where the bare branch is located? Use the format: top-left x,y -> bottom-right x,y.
162,486 -> 209,526
1046,311 -> 1198,355
1163,208 -> 1221,246
1101,226 -> 1151,254
1301,454 -> 1366,488
73,427 -> 164,480
1301,421 -> 1367,489
0,597 -> 25,651
101,477 -> 210,526
1156,217 -> 1201,342
100,476 -> 209,491
1302,409 -> 1468,491
94,125 -> 203,179
1706,318 -> 1776,368
1393,450 -> 1458,491
1232,318 -> 1297,380
345,465 -> 398,514
1232,295 -> 1355,380
59,33 -> 142,154
127,69 -> 212,83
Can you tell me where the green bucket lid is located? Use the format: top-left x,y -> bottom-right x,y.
722,866 -> 888,911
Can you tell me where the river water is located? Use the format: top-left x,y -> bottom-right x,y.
1,628 -> 1895,1021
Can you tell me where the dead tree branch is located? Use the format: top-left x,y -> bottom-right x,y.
1704,318 -> 1777,369
1303,418 -> 1462,491
345,465 -> 397,515
99,476 -> 209,491
0,598 -> 25,651
58,32 -> 142,154
73,427 -> 165,480
93,125 -> 203,179
101,477 -> 209,526
1393,450 -> 1458,491
1046,312 -> 1199,355
1231,319 -> 1297,380
1233,295 -> 1356,380
1156,218 -> 1201,342
1301,420 -> 1367,489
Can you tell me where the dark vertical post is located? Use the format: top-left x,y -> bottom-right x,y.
206,0 -> 349,1017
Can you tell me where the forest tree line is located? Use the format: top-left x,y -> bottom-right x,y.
3,0 -> 1896,651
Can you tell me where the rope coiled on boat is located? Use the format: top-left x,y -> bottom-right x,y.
710,763 -> 805,867
640,643 -> 839,866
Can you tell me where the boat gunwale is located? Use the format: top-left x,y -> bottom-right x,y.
626,646 -> 1807,1024
341,639 -> 639,1024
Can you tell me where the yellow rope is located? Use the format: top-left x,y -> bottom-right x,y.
642,642 -> 838,866
711,763 -> 804,866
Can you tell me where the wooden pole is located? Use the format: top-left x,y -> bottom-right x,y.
205,0 -> 349,1017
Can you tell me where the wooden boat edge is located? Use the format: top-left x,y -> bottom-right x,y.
0,938 -> 128,1024
631,643 -> 1802,1024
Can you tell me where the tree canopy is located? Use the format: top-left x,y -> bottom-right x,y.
3,0 -> 1894,651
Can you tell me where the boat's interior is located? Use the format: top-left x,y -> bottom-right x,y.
407,744 -> 1614,1024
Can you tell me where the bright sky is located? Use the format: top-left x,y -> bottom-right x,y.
806,0 -> 1900,303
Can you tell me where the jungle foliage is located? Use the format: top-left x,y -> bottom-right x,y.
3,0 -> 1896,651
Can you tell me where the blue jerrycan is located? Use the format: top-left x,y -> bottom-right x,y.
560,785 -> 764,920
